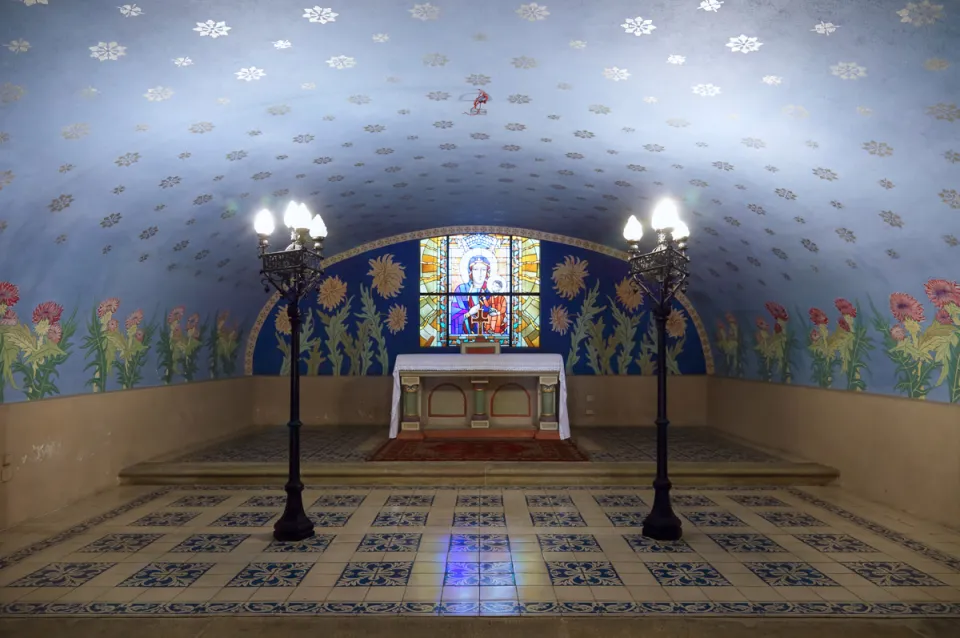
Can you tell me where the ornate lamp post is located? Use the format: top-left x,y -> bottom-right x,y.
623,199 -> 690,541
254,201 -> 328,542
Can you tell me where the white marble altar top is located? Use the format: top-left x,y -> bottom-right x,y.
393,353 -> 564,373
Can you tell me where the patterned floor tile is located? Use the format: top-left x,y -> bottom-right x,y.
593,494 -> 646,508
672,495 -> 719,508
263,534 -> 336,553
77,533 -> 164,553
169,495 -> 230,508
755,511 -> 827,528
373,511 -> 429,527
210,511 -> 277,527
456,495 -> 503,508
744,562 -> 839,587
336,562 -> 413,587
444,561 -> 515,586
708,533 -> 787,553
9,562 -> 117,587
129,511 -> 202,527
118,562 -> 214,587
359,533 -> 422,552
170,533 -> 250,553
530,512 -> 587,528
604,511 -> 650,528
310,494 -> 367,508
840,562 -> 946,587
622,535 -> 695,554
728,495 -> 790,508
545,561 -> 622,586
793,533 -> 880,553
449,534 -> 509,552
525,494 -> 575,508
646,562 -> 731,587
309,512 -> 353,528
452,512 -> 507,528
385,495 -> 435,507
226,562 -> 312,587
239,495 -> 286,508
683,511 -> 748,528
536,534 -> 602,553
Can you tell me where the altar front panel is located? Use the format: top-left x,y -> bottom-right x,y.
422,376 -> 540,431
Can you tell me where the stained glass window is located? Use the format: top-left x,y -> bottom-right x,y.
418,234 -> 541,348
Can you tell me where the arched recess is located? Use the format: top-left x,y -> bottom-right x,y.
490,383 -> 532,418
428,383 -> 467,418
243,226 -> 714,375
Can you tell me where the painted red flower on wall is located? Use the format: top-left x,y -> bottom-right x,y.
889,292 -> 925,323
125,309 -> 144,331
765,301 -> 789,322
755,317 -> 768,331
32,301 -> 63,325
837,317 -> 851,332
935,308 -> 952,325
835,298 -> 857,317
808,308 -> 829,326
97,297 -> 120,319
0,281 -> 19,309
167,306 -> 185,326
47,323 -> 63,344
890,324 -> 907,341
923,279 -> 960,309
107,318 -> 119,333
1,309 -> 18,325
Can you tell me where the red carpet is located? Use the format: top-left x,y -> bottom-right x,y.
369,438 -> 589,462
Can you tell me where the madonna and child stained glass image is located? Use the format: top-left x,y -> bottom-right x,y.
419,234 -> 541,347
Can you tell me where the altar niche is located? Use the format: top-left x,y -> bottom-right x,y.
404,375 -> 559,439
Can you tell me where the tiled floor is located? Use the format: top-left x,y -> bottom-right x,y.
0,484 -> 958,618
172,426 -> 782,464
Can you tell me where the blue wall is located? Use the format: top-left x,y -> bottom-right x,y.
251,237 -> 707,376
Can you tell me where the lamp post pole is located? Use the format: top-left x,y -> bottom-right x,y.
623,203 -> 690,542
255,202 -> 327,542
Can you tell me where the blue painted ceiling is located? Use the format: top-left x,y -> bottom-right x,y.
0,0 -> 958,318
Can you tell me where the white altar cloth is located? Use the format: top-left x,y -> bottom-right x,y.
389,353 -> 570,439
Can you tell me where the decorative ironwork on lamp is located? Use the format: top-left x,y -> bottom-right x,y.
254,201 -> 328,542
623,199 -> 691,541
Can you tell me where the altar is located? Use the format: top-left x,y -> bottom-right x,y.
388,353 -> 570,440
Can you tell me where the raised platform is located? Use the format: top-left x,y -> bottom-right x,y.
119,426 -> 840,487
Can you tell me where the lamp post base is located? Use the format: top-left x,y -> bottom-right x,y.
273,490 -> 315,542
642,480 -> 683,542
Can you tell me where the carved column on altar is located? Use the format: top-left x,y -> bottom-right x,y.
538,375 -> 559,434
470,378 -> 490,429
400,376 -> 421,433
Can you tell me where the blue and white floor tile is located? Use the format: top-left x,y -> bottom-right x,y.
0,484 -> 958,617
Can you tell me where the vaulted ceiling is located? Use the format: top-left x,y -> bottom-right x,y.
1,0 -> 958,320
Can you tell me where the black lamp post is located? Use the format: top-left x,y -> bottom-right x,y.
254,201 -> 328,542
623,200 -> 691,542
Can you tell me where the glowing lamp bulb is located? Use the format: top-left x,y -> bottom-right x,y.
622,215 -> 644,242
651,198 -> 681,231
283,201 -> 301,229
309,213 -> 328,239
254,209 -> 275,235
672,220 -> 690,240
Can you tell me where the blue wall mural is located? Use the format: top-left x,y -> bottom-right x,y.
706,277 -> 960,404
249,232 -> 708,377
0,277 -> 250,404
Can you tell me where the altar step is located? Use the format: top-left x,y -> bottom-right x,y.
119,460 -> 839,487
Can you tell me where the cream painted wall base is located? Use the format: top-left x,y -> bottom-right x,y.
707,376 -> 960,531
0,378 -> 257,531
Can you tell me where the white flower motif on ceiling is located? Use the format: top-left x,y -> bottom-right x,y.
726,35 -> 763,54
698,0 -> 723,12
811,21 -> 840,35
172,57 -> 193,67
692,83 -> 721,97
602,67 -> 630,82
761,75 -> 782,85
5,39 -> 30,54
273,40 -> 292,49
831,62 -> 867,80
897,1 -> 945,26
235,67 -> 266,81
569,40 -> 586,49
372,34 -> 390,43
194,20 -> 232,38
89,42 -> 126,61
409,3 -> 440,21
303,6 -> 339,23
621,17 -> 656,36
118,4 -> 142,17
516,2 -> 549,21
143,86 -> 173,102
667,55 -> 685,65
327,55 -> 356,69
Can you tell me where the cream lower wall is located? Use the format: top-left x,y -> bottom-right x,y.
707,376 -> 960,530
251,375 -> 709,428
0,377 -> 256,531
